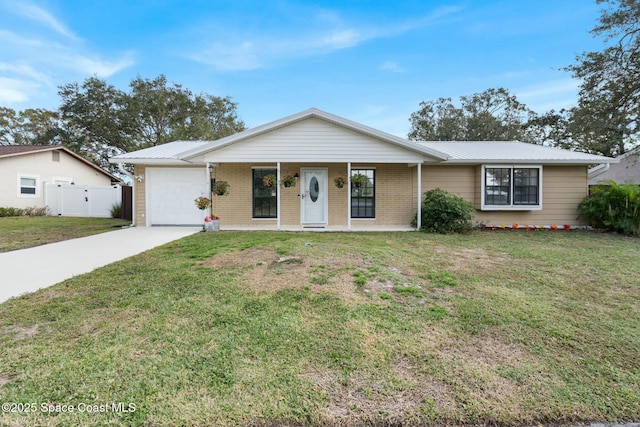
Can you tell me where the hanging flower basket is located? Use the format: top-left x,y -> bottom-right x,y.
334,176 -> 347,189
194,195 -> 211,210
282,174 -> 296,188
213,180 -> 230,196
350,173 -> 369,187
263,174 -> 277,187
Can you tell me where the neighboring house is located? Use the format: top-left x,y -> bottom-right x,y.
588,145 -> 640,185
109,108 -> 617,229
0,145 -> 120,210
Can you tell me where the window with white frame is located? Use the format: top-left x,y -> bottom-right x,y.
482,165 -> 542,210
18,175 -> 38,197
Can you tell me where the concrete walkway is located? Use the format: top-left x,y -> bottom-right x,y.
0,226 -> 201,304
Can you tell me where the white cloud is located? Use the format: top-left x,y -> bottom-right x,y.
379,61 -> 404,73
70,52 -> 136,77
187,5 -> 462,71
0,62 -> 52,85
12,2 -> 76,39
516,79 -> 580,112
0,2 -> 135,107
190,41 -> 262,71
0,29 -> 43,47
316,29 -> 368,50
0,77 -> 32,103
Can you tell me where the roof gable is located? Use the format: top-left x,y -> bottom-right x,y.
179,108 -> 449,162
184,115 -> 443,164
1,145 -> 121,181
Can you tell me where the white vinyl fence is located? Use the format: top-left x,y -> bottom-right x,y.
45,184 -> 121,218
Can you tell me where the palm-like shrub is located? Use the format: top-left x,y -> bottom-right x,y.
578,181 -> 640,235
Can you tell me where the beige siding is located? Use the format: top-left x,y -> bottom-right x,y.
134,165 -> 146,226
133,162 -> 590,228
422,165 -> 589,226
139,162 -> 418,228
195,118 -> 427,164
0,150 -> 113,209
351,163 -> 415,228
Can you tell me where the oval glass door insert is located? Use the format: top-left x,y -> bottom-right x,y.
309,176 -> 319,202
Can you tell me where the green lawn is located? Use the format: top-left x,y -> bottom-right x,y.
0,231 -> 638,426
0,217 -> 131,252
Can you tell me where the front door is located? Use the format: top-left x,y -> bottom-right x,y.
301,168 -> 328,226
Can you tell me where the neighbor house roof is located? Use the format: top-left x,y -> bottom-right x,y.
588,144 -> 640,184
419,141 -> 617,165
0,145 -> 61,157
0,145 -> 122,182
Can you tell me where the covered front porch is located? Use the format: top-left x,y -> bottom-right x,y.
206,161 -> 426,231
216,224 -> 416,232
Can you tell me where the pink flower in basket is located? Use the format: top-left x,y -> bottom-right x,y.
204,213 -> 220,222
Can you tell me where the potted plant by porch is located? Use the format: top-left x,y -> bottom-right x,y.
213,180 -> 230,196
204,213 -> 221,232
282,174 -> 296,188
350,173 -> 369,187
334,176 -> 347,189
263,174 -> 277,187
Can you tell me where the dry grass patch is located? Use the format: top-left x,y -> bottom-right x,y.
205,247 -> 385,304
0,324 -> 41,340
303,363 -> 458,425
433,246 -> 510,273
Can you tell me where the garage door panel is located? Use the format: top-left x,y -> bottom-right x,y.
146,168 -> 208,226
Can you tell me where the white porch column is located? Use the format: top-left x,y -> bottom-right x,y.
417,163 -> 422,230
347,162 -> 352,230
277,162 -> 281,230
206,163 -> 211,215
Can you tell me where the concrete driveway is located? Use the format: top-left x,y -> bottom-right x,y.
0,226 -> 201,304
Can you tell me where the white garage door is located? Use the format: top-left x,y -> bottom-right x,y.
146,167 -> 208,226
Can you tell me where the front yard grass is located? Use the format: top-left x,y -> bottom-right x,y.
0,231 -> 638,426
0,217 -> 131,252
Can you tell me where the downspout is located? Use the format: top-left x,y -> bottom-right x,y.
118,163 -> 135,227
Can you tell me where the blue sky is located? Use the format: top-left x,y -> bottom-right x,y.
0,0 -> 604,137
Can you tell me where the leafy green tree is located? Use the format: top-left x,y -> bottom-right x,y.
523,109 -> 575,149
58,74 -> 246,170
461,87 -> 533,141
567,99 -> 630,156
407,97 -> 466,140
408,87 -> 534,141
566,0 -> 640,155
58,77 -> 134,168
0,107 -> 63,146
